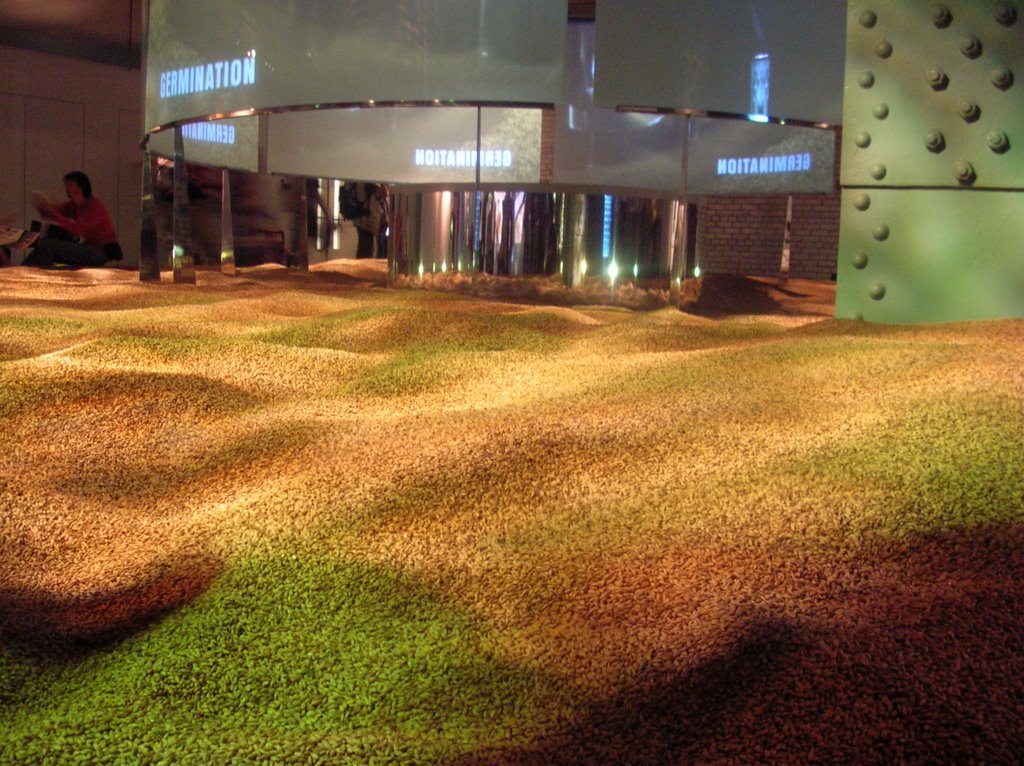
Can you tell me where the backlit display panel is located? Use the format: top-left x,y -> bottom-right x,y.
145,0 -> 567,131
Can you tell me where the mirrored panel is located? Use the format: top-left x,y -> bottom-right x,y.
267,106 -> 542,185
554,22 -> 686,195
148,116 -> 259,172
686,118 -> 836,195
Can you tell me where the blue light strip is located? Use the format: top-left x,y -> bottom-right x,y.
602,195 -> 613,261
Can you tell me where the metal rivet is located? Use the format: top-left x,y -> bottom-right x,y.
852,251 -> 870,269
860,10 -> 878,27
873,103 -> 890,119
927,68 -> 949,90
876,40 -> 893,58
986,130 -> 1010,153
960,35 -> 982,58
873,224 -> 890,241
931,4 -> 953,27
858,71 -> 876,88
954,161 -> 976,184
870,163 -> 887,180
991,67 -> 1014,90
869,283 -> 887,300
994,2 -> 1017,25
854,131 -> 872,148
957,101 -> 981,122
924,129 -> 946,152
853,194 -> 871,211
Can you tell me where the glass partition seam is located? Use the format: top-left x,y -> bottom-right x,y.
145,101 -> 556,137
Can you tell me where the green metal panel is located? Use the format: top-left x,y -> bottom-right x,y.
838,1 -> 1024,323
836,188 -> 1024,323
843,0 -> 1024,189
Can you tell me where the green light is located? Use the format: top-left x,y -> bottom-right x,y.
608,260 -> 619,282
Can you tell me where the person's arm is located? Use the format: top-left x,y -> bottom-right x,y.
45,199 -> 116,244
31,195 -> 84,236
45,200 -> 83,235
30,191 -> 60,221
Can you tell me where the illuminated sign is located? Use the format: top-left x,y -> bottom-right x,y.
147,115 -> 258,172
268,107 -> 540,184
750,53 -> 769,119
144,0 -> 565,132
181,122 -> 237,145
413,149 -> 513,169
717,153 -> 811,176
687,117 -> 834,195
159,55 -> 256,99
745,53 -> 770,121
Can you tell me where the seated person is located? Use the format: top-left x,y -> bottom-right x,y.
22,171 -> 123,268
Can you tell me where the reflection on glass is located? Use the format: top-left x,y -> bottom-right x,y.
389,189 -> 682,297
750,53 -> 770,120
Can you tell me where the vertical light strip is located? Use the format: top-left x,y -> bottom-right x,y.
602,194 -> 613,261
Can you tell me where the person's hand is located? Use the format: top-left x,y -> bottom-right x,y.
30,191 -> 56,219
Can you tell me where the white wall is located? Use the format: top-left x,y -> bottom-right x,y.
0,45 -> 142,267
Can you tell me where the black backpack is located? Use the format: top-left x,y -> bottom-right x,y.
338,182 -> 369,220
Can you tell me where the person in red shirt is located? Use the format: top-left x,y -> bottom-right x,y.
22,171 -> 123,268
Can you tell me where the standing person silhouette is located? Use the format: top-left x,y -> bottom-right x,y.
24,171 -> 123,268
341,181 -> 384,259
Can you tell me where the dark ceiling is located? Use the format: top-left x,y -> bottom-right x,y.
568,0 -> 597,20
0,0 -> 144,67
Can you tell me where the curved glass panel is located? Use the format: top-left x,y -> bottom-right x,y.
144,0 -> 567,131
594,0 -> 845,124
267,106 -> 541,184
554,22 -> 686,195
686,117 -> 835,195
148,116 -> 259,172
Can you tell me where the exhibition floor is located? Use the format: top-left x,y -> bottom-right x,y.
1,261 -> 1022,764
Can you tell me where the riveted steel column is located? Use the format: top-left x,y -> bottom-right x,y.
172,126 -> 195,284
838,0 -> 1024,322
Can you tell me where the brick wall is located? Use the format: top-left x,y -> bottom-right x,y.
697,128 -> 842,281
540,109 -> 556,184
